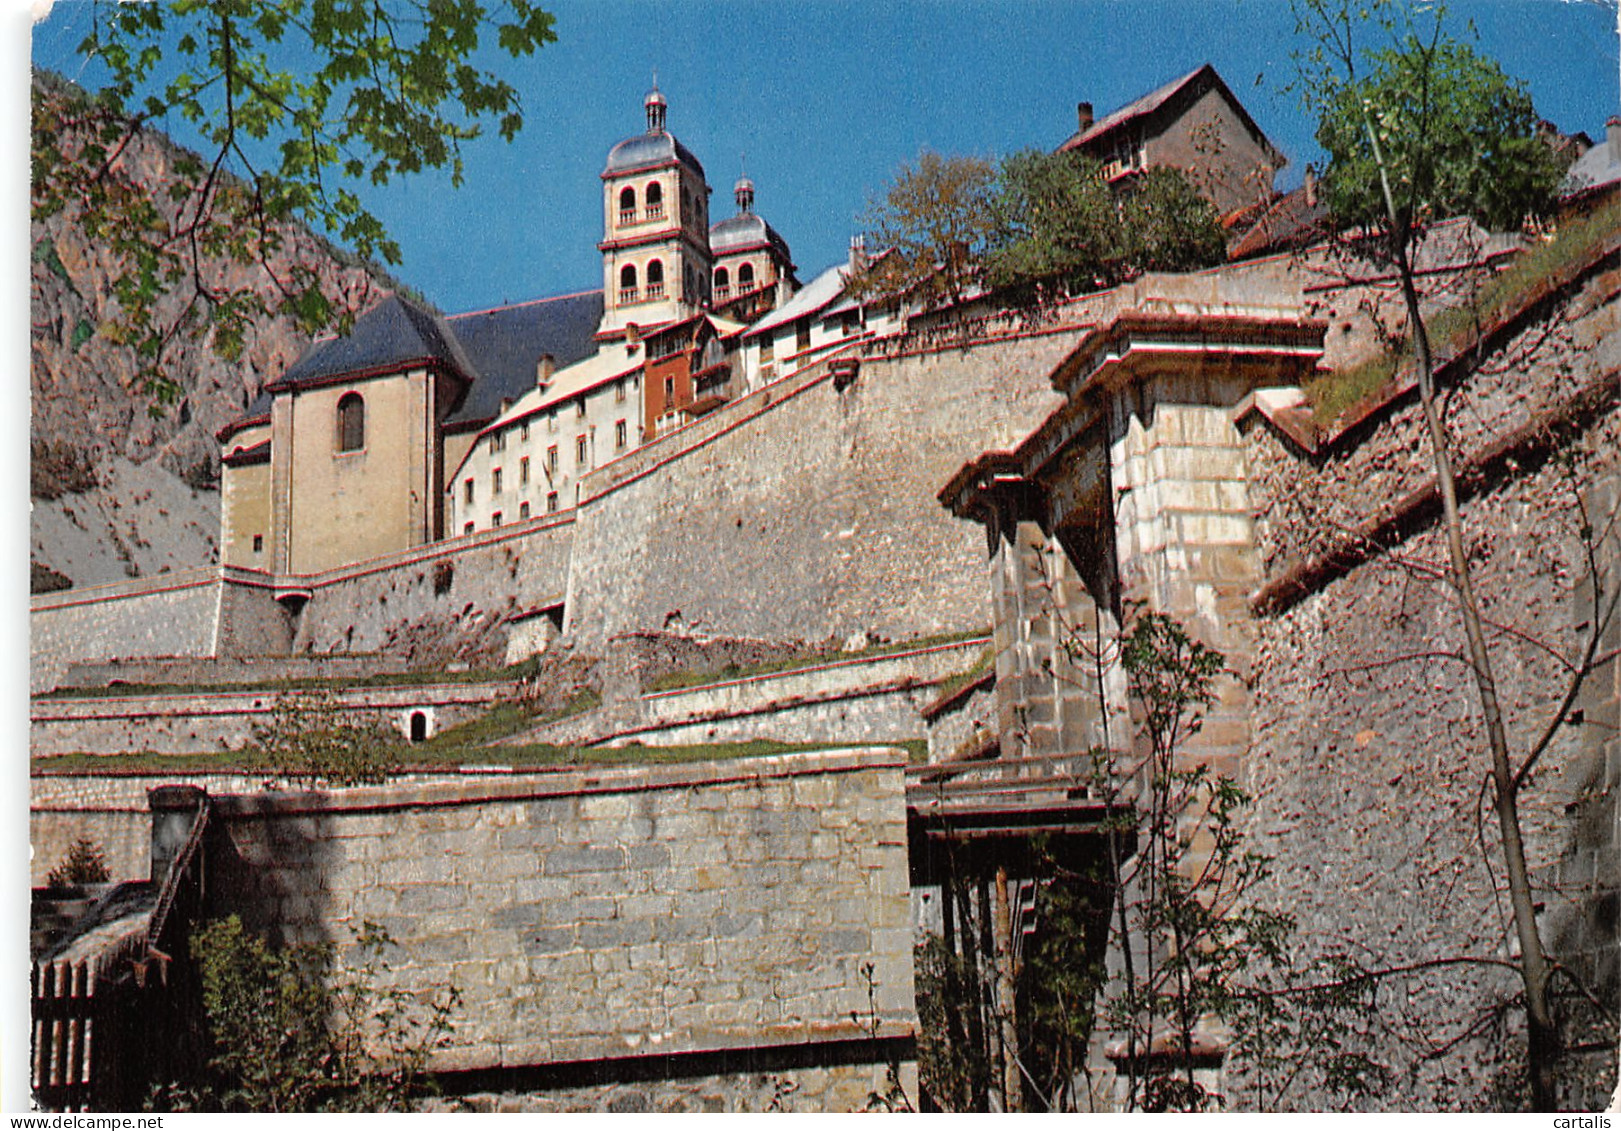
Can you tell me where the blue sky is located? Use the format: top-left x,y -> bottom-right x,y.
31,0 -> 1621,315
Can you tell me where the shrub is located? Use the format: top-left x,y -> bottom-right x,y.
47,837 -> 110,887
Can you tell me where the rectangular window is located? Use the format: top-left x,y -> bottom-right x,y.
252,534 -> 263,553
547,412 -> 557,434
616,379 -> 626,403
489,431 -> 504,454
520,456 -> 530,486
547,445 -> 558,473
547,491 -> 559,513
576,435 -> 588,465
795,318 -> 811,352
464,478 -> 474,505
576,397 -> 586,418
615,420 -> 627,450
760,336 -> 774,362
492,511 -> 502,528
520,421 -> 530,443
492,468 -> 503,495
464,521 -> 474,536
519,501 -> 530,520
664,376 -> 675,400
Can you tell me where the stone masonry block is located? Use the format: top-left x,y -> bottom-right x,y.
577,794 -> 634,821
578,918 -> 655,950
544,846 -> 624,875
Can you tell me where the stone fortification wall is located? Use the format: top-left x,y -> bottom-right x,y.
563,329 -> 1084,650
30,568 -> 224,694
30,769 -> 520,886
61,652 -> 410,690
284,511 -> 575,663
31,682 -> 519,757
199,749 -> 916,1109
581,637 -> 989,749
32,771 -> 273,885
1234,250 -> 1621,1108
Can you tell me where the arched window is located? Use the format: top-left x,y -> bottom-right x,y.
646,259 -> 665,300
645,181 -> 664,219
619,263 -> 638,304
714,266 -> 730,298
409,711 -> 428,743
738,262 -> 755,290
337,392 -> 365,452
618,186 -> 636,222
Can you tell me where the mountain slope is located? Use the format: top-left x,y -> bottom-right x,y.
29,71 -> 393,590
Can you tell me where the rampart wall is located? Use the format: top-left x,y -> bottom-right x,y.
284,511 -> 576,662
200,748 -> 917,1111
564,329 -> 1085,650
30,568 -> 224,694
31,771 -> 267,886
1233,246 -> 1621,1109
30,682 -> 520,758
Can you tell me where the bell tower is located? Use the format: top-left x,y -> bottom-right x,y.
597,86 -> 713,340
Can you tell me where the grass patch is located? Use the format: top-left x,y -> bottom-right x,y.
1303,352 -> 1398,423
645,627 -> 992,694
933,649 -> 995,703
38,655 -> 547,700
31,735 -> 896,777
1305,199 -> 1621,425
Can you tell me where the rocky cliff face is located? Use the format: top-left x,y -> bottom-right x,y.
30,74 -> 389,590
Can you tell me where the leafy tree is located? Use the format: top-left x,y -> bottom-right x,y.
152,916 -> 458,1112
846,150 -> 997,310
1310,34 -> 1563,239
1295,0 -> 1590,1110
987,150 -> 1226,299
33,0 -> 557,405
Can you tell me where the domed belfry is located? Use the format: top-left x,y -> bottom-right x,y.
597,87 -> 713,340
709,173 -> 797,320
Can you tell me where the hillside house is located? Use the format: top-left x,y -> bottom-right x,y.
1059,63 -> 1285,218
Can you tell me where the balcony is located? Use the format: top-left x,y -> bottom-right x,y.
618,209 -> 636,226
714,285 -> 731,302
644,205 -> 665,222
645,282 -> 666,301
619,287 -> 639,305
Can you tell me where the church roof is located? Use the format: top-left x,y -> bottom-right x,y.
443,290 -> 606,427
710,211 -> 792,263
604,131 -> 706,178
227,289 -> 607,441
272,293 -> 479,392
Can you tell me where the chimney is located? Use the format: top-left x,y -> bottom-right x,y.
1077,101 -> 1094,132
848,234 -> 868,275
1608,116 -> 1621,162
1303,163 -> 1318,208
536,353 -> 555,388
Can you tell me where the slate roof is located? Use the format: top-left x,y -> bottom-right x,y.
221,289 -> 607,441
604,131 -> 706,178
272,293 -> 479,392
443,290 -> 605,427
710,211 -> 792,264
